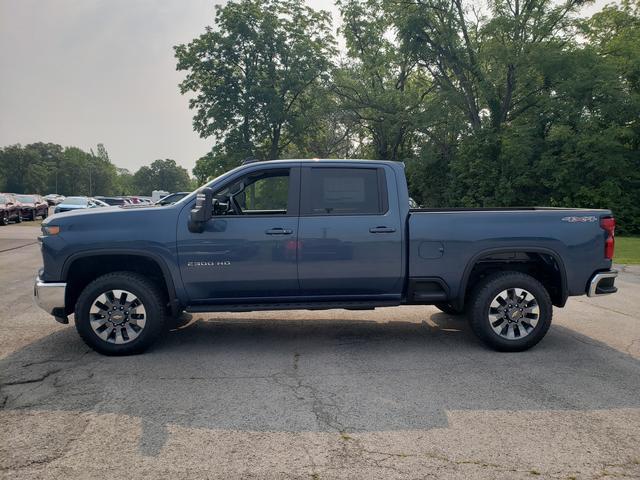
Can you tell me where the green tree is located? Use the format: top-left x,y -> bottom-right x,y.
114,168 -> 136,196
132,159 -> 192,195
334,0 -> 435,161
175,0 -> 336,163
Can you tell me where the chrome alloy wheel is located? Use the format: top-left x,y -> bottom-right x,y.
89,290 -> 146,344
488,288 -> 539,340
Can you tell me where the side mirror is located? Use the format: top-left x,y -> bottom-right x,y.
188,187 -> 214,233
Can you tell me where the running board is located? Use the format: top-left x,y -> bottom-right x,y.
186,300 -> 399,314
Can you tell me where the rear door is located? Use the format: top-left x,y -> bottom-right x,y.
297,164 -> 403,299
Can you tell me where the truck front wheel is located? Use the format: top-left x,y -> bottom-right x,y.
467,272 -> 552,352
74,272 -> 166,355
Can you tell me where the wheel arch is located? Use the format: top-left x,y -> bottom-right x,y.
456,247 -> 568,310
62,250 -> 179,316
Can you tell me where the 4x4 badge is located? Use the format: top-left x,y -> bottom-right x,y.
561,216 -> 597,223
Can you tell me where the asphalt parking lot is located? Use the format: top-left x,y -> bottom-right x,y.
1,224 -> 639,479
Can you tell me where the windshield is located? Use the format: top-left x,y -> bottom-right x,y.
63,197 -> 87,205
157,192 -> 189,205
15,195 -> 35,203
0,195 -> 6,204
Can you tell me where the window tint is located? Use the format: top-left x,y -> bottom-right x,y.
305,168 -> 383,215
216,169 -> 290,215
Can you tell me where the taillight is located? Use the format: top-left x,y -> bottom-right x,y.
600,217 -> 615,260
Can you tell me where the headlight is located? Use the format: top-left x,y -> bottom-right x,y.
41,225 -> 60,236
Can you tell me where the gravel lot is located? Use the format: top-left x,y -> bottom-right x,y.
1,224 -> 639,479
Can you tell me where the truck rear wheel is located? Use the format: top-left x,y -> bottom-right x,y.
74,272 -> 166,355
467,271 -> 552,352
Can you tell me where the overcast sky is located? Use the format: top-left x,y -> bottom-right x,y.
0,0 -> 614,174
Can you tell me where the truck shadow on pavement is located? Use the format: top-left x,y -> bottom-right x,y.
1,313 -> 639,456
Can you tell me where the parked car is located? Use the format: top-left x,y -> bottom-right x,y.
126,196 -> 144,205
34,159 -> 618,355
13,194 -> 48,220
53,196 -> 109,214
44,194 -> 65,206
0,194 -> 22,225
152,190 -> 170,202
95,196 -> 131,207
156,192 -> 190,206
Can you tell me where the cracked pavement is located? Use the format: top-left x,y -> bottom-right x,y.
1,226 -> 639,479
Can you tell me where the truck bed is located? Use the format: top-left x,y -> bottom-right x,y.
407,207 -> 613,302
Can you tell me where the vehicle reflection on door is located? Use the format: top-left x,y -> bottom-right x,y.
298,235 -> 354,262
177,216 -> 298,301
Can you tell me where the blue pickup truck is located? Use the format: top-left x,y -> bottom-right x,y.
34,159 -> 618,355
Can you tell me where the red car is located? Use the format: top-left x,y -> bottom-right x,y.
0,194 -> 22,225
14,194 -> 49,221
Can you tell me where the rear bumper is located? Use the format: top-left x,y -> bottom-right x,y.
34,275 -> 67,321
587,270 -> 618,297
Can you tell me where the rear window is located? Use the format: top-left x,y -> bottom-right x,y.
303,167 -> 385,215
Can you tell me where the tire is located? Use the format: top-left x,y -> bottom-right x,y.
42,210 -> 48,219
467,271 -> 552,352
434,302 -> 464,315
74,271 -> 166,355
15,213 -> 22,223
0,212 -> 7,226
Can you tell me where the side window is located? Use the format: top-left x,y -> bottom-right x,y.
215,168 -> 291,215
303,167 -> 385,215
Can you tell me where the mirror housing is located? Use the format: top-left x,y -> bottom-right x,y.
188,187 -> 214,233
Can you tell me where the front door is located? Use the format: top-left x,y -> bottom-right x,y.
177,166 -> 300,303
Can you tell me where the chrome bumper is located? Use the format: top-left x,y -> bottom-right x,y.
34,275 -> 67,318
587,270 -> 618,297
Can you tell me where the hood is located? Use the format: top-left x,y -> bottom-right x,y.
43,203 -> 177,239
45,203 -> 171,224
21,203 -> 35,208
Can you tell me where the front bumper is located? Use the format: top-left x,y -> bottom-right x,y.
587,270 -> 618,297
34,275 -> 68,322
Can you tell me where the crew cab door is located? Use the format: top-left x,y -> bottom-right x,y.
177,166 -> 300,302
297,164 -> 403,299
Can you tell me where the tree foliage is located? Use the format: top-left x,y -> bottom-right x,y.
179,0 -> 640,231
0,144 -> 194,197
132,159 -> 194,195
175,0 -> 336,176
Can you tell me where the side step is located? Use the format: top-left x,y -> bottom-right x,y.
186,300 -> 399,314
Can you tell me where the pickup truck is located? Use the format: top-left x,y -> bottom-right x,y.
34,159 -> 618,355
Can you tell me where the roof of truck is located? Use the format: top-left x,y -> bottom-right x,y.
240,158 -> 404,167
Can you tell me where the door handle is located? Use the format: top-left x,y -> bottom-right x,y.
265,228 -> 293,235
369,226 -> 396,233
